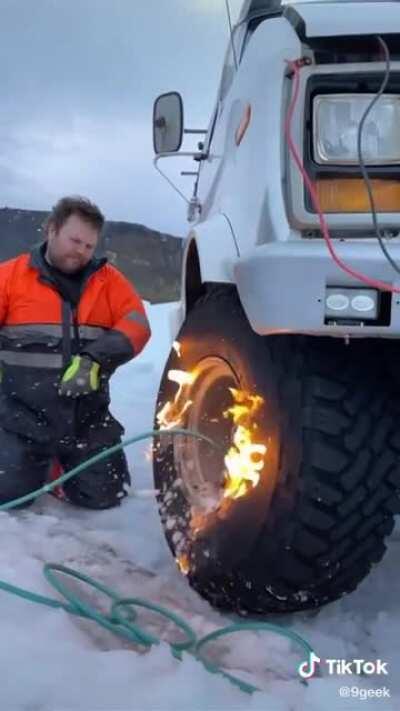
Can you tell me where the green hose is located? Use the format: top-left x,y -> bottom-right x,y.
0,428 -> 316,694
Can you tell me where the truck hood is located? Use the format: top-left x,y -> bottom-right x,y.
284,1 -> 400,39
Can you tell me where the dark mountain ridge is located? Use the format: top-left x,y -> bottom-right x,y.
0,207 -> 183,303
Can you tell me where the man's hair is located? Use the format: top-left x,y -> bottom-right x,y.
43,195 -> 105,237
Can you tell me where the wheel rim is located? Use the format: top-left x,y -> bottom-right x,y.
174,356 -> 239,512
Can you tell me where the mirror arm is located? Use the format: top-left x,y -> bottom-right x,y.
153,152 -> 203,205
183,129 -> 207,135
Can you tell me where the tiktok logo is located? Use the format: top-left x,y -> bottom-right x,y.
298,654 -> 389,680
298,652 -> 321,679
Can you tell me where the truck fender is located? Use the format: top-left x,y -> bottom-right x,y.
169,213 -> 240,342
185,212 -> 239,305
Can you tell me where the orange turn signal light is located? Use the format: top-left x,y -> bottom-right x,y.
235,104 -> 251,146
315,178 -> 400,213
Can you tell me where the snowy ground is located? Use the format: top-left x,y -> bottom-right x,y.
1,302 -> 399,711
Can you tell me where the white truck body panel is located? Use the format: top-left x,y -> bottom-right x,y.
186,213 -> 239,286
197,18 -> 301,253
170,0 -> 400,338
235,240 -> 400,335
287,1 -> 400,38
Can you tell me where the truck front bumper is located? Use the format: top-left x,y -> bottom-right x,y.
234,240 -> 400,337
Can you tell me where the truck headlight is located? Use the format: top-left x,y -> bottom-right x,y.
313,94 -> 400,166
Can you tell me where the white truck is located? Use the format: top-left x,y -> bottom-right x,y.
151,0 -> 400,615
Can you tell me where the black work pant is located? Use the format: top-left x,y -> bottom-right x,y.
0,428 -> 130,510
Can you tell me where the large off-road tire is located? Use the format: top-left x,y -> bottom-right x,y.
153,287 -> 400,614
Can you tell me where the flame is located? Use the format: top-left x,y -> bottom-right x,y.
173,340 -> 182,357
190,510 -> 209,535
222,389 -> 267,500
156,341 -> 267,512
156,368 -> 198,430
176,554 -> 190,575
168,369 -> 195,387
156,341 -> 199,430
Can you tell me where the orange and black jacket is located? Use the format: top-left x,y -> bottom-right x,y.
0,244 -> 151,444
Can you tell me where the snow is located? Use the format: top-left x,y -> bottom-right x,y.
0,301 -> 399,710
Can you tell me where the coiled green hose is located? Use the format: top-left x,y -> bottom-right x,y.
0,428 -> 315,694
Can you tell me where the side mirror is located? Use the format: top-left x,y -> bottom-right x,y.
153,91 -> 184,154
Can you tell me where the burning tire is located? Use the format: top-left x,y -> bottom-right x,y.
153,287 -> 400,614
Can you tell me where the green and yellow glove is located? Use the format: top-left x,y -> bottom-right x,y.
58,355 -> 100,398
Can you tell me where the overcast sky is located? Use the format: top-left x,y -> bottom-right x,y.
0,0 -> 245,236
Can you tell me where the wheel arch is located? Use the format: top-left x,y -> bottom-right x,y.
170,214 -> 240,342
183,213 -> 240,316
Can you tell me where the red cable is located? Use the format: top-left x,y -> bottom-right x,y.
284,59 -> 400,295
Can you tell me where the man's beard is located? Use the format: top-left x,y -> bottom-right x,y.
45,247 -> 86,274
